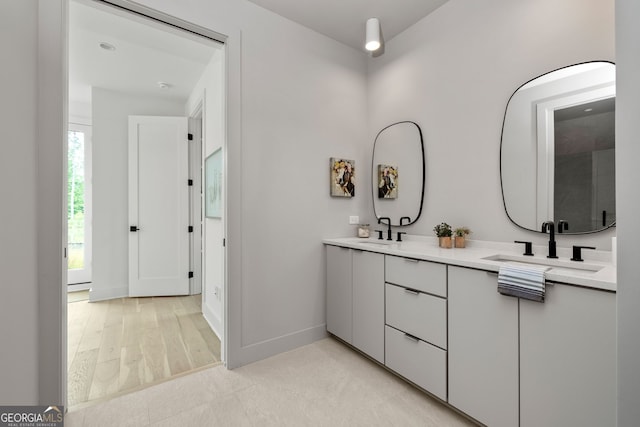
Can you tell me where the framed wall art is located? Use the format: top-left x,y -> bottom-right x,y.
330,158 -> 355,197
205,148 -> 222,218
378,164 -> 398,199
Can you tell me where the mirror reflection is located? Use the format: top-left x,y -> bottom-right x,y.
500,62 -> 616,234
372,121 -> 425,226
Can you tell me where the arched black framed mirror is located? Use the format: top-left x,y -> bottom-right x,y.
500,61 -> 616,234
371,121 -> 425,226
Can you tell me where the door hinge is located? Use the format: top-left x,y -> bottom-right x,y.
188,271 -> 194,278
188,226 -> 194,233
188,133 -> 193,141
188,179 -> 193,186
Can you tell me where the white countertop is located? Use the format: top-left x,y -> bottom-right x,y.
323,235 -> 616,292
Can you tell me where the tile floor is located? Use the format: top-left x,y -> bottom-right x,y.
64,337 -> 476,426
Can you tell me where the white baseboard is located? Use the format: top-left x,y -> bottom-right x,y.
202,299 -> 223,340
67,283 -> 91,292
227,324 -> 328,369
89,286 -> 128,302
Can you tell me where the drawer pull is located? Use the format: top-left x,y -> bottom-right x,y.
404,333 -> 420,342
404,288 -> 420,296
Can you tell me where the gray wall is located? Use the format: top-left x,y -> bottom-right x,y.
0,0 -> 40,404
366,0 -> 615,250
91,88 -> 185,301
112,0 -> 370,367
0,0 -> 66,405
616,0 -> 640,424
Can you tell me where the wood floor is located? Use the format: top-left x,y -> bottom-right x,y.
67,293 -> 221,408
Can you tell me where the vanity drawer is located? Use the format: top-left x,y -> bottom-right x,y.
385,255 -> 446,297
385,283 -> 447,349
385,325 -> 447,401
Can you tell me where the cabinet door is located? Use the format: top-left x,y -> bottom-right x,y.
326,245 -> 352,343
448,266 -> 519,427
352,250 -> 384,363
520,284 -> 616,427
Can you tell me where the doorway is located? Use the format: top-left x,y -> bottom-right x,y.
67,0 -> 226,407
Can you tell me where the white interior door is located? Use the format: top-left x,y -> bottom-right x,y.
128,116 -> 190,296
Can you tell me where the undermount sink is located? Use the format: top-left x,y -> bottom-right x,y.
359,239 -> 397,246
482,254 -> 604,273
343,237 -> 397,246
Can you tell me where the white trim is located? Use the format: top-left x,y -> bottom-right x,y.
202,298 -> 223,340
223,28 -> 241,370
89,285 -> 128,302
232,325 -> 328,368
67,283 -> 91,292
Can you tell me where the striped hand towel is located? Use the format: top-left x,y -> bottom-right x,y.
497,263 -> 550,302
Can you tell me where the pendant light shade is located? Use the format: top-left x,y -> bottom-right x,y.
365,18 -> 381,51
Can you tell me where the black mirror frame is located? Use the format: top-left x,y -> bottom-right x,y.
499,60 -> 617,235
371,121 -> 426,227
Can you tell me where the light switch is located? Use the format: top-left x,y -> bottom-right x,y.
349,216 -> 360,225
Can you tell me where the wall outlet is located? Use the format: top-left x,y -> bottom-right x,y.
349,215 -> 360,225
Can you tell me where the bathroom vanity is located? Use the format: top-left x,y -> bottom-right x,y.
324,237 -> 616,427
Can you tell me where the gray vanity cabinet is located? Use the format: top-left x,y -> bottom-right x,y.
325,245 -> 384,363
519,284 -> 616,427
449,265 -> 616,427
448,266 -> 519,427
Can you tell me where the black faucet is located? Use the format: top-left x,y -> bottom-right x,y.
541,221 -> 558,259
400,216 -> 411,226
571,245 -> 596,262
557,220 -> 569,233
378,217 -> 392,241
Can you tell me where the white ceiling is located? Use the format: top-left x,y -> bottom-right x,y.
69,0 -> 223,109
246,0 -> 449,51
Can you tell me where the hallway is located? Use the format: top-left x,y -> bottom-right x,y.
68,294 -> 221,407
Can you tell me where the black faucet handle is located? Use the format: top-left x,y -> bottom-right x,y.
557,220 -> 569,233
541,220 -> 555,232
378,216 -> 391,224
375,230 -> 384,240
514,240 -> 534,256
396,231 -> 407,242
571,245 -> 596,262
400,216 -> 411,226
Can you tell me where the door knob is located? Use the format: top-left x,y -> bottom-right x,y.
130,226 -> 140,232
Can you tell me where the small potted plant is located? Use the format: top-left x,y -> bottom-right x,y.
433,222 -> 453,248
453,226 -> 471,248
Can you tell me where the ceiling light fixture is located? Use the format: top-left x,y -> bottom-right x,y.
99,42 -> 116,51
365,18 -> 381,52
